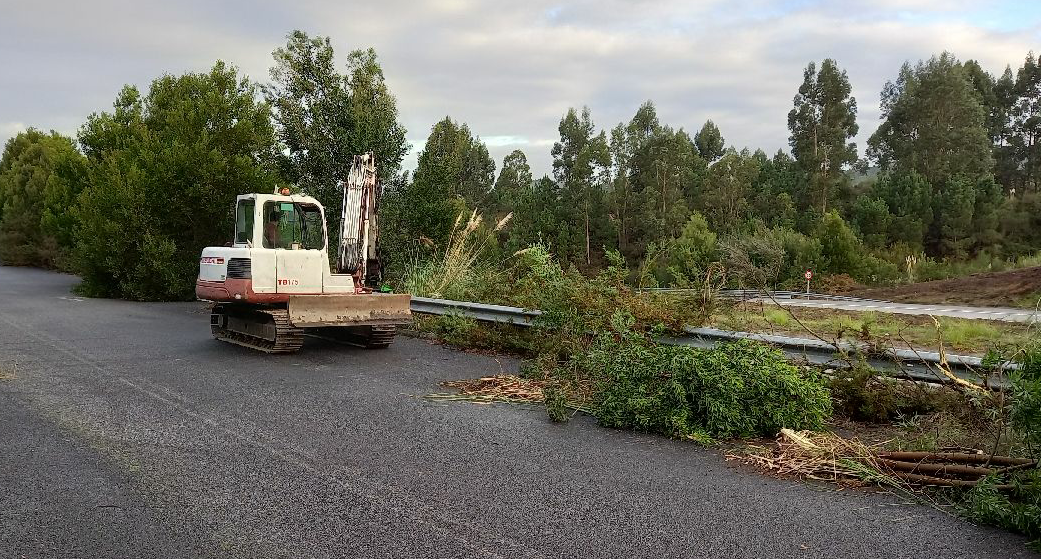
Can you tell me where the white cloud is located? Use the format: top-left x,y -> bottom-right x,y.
0,122 -> 27,151
1,122 -> 27,136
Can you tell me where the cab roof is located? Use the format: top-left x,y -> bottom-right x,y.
237,192 -> 323,207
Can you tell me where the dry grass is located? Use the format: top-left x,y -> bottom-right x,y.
0,364 -> 16,380
425,375 -> 546,404
735,429 -> 898,486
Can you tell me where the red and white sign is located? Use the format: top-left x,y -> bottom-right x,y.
200,256 -> 225,265
804,270 -> 813,280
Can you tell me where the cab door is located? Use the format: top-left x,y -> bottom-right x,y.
263,201 -> 326,294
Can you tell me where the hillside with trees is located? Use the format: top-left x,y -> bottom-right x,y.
1,32 -> 1040,300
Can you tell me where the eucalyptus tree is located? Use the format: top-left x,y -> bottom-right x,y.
552,107 -> 611,265
788,59 -> 858,215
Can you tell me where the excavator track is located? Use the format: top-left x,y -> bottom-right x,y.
316,324 -> 398,349
361,325 -> 398,348
210,304 -> 304,353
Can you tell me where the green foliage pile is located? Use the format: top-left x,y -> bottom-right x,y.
955,344 -> 1041,549
0,129 -> 86,268
74,62 -> 282,300
582,330 -> 831,440
1011,344 -> 1041,452
961,473 -> 1041,551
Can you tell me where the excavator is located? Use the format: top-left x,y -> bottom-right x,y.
195,153 -> 411,353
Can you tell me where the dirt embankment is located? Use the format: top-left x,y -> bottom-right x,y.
852,266 -> 1041,308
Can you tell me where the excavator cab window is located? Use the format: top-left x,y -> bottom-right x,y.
299,205 -> 325,250
234,199 -> 255,245
262,201 -> 325,250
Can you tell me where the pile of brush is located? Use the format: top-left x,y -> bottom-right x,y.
744,429 -> 1038,489
425,375 -> 546,404
742,429 -> 888,484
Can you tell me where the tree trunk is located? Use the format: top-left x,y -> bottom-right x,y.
584,209 -> 590,266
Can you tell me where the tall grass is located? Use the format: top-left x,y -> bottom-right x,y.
909,249 -> 1041,283
763,308 -> 792,327
400,210 -> 511,301
940,319 -> 1001,346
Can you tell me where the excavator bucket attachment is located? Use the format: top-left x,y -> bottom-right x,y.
287,294 -> 412,327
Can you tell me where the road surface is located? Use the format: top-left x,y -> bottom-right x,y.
0,266 -> 1034,558
759,297 -> 1040,323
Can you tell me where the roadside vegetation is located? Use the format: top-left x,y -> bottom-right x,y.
406,212 -> 1041,548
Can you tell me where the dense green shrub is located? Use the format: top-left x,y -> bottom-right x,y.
1011,344 -> 1041,452
74,62 -> 282,300
585,330 -> 831,440
957,344 -> 1041,549
646,211 -> 718,287
815,211 -> 865,277
0,129 -> 86,268
961,473 -> 1041,550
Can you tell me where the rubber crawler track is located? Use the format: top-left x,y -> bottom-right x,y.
362,325 -> 397,348
317,325 -> 398,349
211,304 -> 304,353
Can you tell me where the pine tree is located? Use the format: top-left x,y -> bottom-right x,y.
694,120 -> 725,162
383,117 -> 495,256
1011,52 -> 1041,192
700,148 -> 761,233
266,31 -> 408,238
867,53 -> 992,186
492,149 -> 532,215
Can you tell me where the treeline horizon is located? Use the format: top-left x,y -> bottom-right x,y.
1,30 -> 1040,299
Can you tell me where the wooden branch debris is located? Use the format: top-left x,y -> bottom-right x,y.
930,316 -> 988,393
735,429 -> 1037,490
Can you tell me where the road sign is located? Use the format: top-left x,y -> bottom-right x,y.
804,270 -> 813,280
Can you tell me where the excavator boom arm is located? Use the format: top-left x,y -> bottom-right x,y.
337,153 -> 378,281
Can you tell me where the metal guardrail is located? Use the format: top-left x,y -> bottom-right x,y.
409,296 -> 1011,387
411,297 -> 542,326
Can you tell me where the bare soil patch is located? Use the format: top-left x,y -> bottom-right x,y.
852,266 -> 1041,308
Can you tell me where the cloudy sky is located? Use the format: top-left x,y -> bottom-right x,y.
2,0 -> 1039,176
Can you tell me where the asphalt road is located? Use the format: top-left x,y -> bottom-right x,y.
0,266 -> 1035,558
760,297 -> 1040,323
